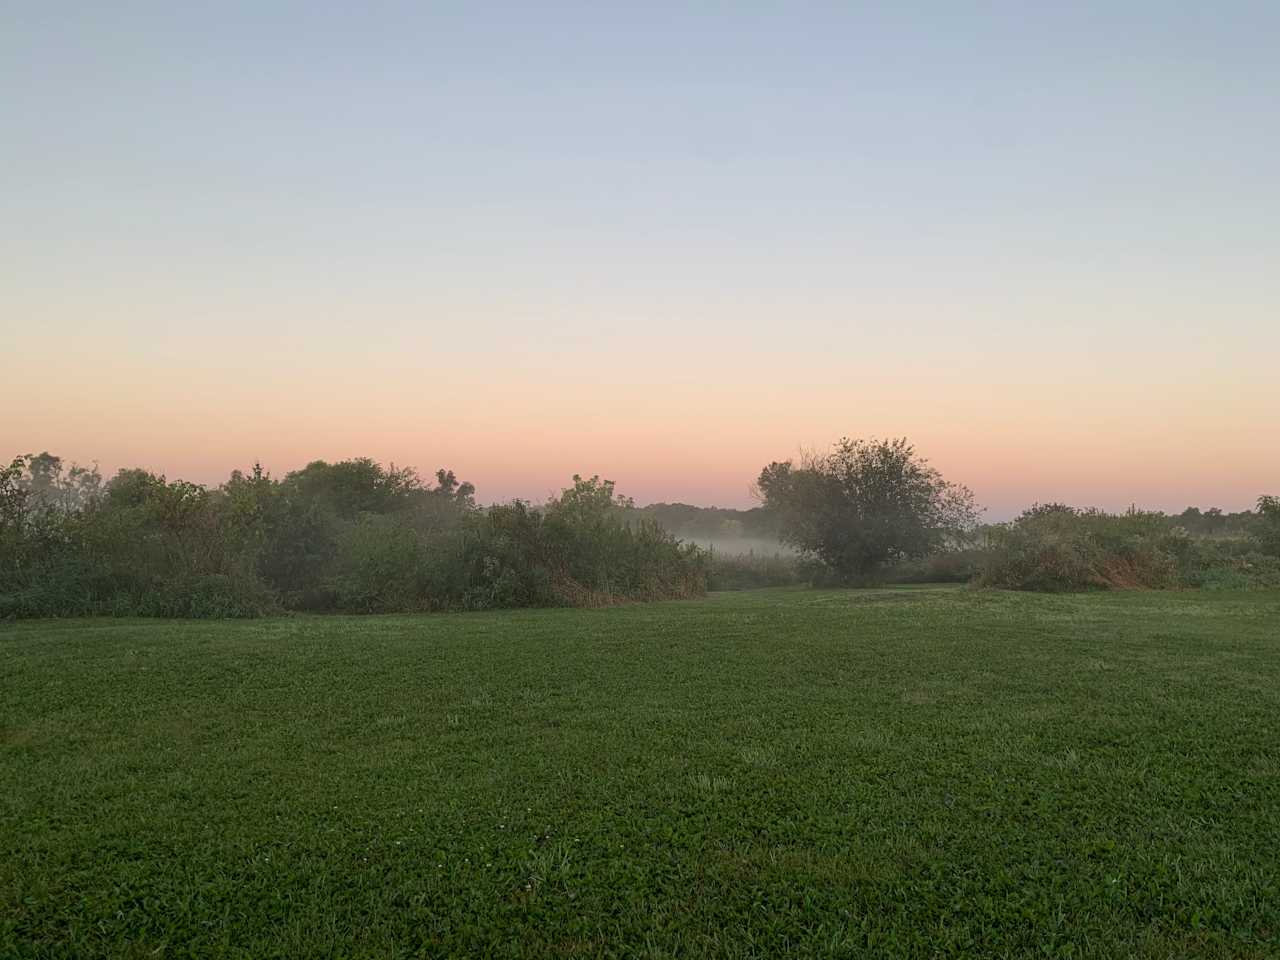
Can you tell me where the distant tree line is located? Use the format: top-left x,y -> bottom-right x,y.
0,454 -> 703,618
750,438 -> 1279,591
1172,505 -> 1260,538
653,439 -> 1280,592
3,442 -> 1278,618
625,503 -> 781,544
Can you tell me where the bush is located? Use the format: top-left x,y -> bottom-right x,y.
1257,496 -> 1280,557
977,506 -> 1189,592
976,505 -> 1280,592
1182,543 -> 1280,590
882,549 -> 986,585
326,517 -> 429,613
457,501 -> 560,609
460,480 -> 706,608
9,447 -> 1269,615
0,457 -> 706,618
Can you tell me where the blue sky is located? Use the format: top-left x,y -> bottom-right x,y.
3,2 -> 1278,512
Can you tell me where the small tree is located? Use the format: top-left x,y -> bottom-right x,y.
756,437 -> 979,581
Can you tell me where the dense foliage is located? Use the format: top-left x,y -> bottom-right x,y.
978,502 -> 1280,592
1258,495 -> 1280,557
0,454 -> 704,618
1173,504 -> 1261,538
4,446 -> 1277,615
756,437 -> 980,581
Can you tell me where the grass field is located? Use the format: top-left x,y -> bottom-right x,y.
4,587 -> 1279,958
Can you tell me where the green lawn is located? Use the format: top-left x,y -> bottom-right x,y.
3,588 -> 1279,958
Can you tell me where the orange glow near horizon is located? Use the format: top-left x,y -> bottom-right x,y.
5,6 -> 1278,518
5,338 -> 1276,519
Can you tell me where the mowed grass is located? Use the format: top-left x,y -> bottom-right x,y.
3,588 -> 1279,958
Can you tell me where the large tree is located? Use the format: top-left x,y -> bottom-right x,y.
756,437 -> 979,579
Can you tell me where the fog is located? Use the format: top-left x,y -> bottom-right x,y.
678,536 -> 797,557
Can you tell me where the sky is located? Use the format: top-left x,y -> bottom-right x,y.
3,2 -> 1278,517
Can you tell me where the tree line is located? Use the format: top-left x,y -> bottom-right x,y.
0,454 -> 703,618
3,441 -> 1278,617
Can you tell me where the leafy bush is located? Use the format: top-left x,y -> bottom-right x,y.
456,501 -> 560,609
7,448 -> 1272,615
881,549 -> 987,585
976,505 -> 1278,592
1257,496 -> 1280,557
325,517 -> 429,613
463,478 -> 706,608
1182,541 -> 1280,591
0,456 -> 705,619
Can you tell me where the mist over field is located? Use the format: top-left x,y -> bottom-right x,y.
680,535 -> 796,557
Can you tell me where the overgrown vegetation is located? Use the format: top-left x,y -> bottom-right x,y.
4,443 -> 1277,617
0,454 -> 704,618
977,501 -> 1280,592
1258,495 -> 1280,557
5,589 -> 1278,956
704,548 -> 807,591
741,432 -> 1279,594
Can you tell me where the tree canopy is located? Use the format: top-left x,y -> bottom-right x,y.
756,437 -> 979,580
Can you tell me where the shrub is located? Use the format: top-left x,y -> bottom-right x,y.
457,501 -> 559,609
458,481 -> 706,608
1182,541 -> 1280,590
1257,496 -> 1280,557
325,517 -> 429,613
977,506 -> 1189,592
1,457 -> 707,619
882,549 -> 986,585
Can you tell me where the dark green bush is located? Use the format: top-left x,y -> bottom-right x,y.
1181,540 -> 1280,590
7,450 -> 1271,614
976,505 -> 1277,592
1257,496 -> 1280,557
0,456 -> 705,619
882,549 -> 986,585
465,479 -> 705,608
325,517 -> 428,613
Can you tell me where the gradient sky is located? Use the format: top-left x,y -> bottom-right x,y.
3,2 -> 1278,517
